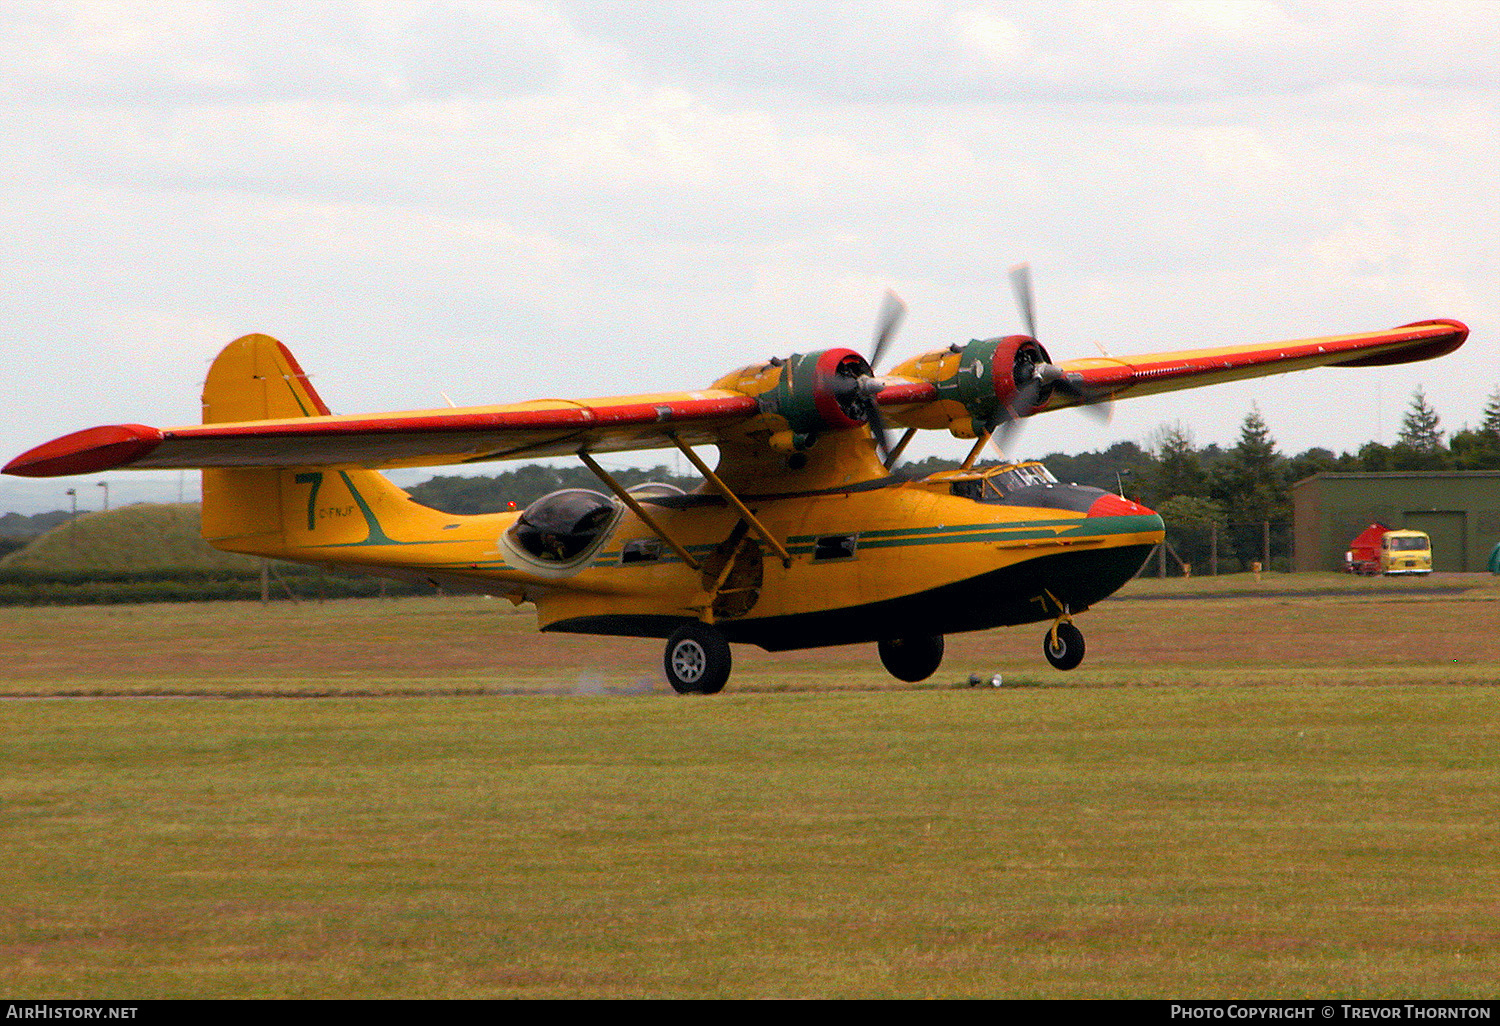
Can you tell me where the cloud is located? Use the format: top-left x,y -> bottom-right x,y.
0,0 -> 569,106
1,0 -> 1496,513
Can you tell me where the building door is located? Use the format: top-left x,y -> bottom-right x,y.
1404,511 -> 1467,571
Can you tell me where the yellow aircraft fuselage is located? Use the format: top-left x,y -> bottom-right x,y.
202,431 -> 1163,652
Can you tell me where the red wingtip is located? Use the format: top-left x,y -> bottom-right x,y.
3,424 -> 164,478
1330,319 -> 1469,369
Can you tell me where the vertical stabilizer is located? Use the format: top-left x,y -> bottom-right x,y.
198,335 -> 434,557
201,333 -> 332,424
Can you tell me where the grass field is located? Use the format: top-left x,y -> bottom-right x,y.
2,573 -> 1498,997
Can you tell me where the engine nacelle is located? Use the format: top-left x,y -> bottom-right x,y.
712,347 -> 876,449
887,335 -> 1054,438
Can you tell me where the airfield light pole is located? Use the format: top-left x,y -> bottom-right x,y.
66,487 -> 77,552
97,481 -> 109,511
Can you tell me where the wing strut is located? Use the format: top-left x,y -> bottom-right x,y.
577,452 -> 702,571
668,435 -> 793,569
884,427 -> 917,470
958,430 -> 993,471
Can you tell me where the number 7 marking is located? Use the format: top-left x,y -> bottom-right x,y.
295,472 -> 323,532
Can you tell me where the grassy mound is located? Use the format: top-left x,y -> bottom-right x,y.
0,503 -> 258,572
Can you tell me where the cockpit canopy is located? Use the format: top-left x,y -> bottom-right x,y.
944,461 -> 1060,502
510,488 -> 616,563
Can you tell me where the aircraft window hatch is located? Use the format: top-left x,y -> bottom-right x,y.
510,489 -> 616,564
813,534 -> 858,561
621,538 -> 663,564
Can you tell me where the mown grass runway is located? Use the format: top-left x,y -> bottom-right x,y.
2,575 -> 1497,997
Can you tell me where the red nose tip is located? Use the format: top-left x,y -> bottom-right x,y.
1088,492 -> 1155,517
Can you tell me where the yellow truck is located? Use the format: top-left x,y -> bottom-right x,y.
1346,523 -> 1433,576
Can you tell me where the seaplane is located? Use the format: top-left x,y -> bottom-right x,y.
5,269 -> 1468,693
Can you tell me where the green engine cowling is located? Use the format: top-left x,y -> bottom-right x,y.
713,347 -> 878,451
890,335 -> 1056,438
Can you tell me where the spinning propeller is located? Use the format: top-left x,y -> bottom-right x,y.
990,263 -> 1113,452
829,269 -> 1116,467
864,290 -> 906,466
824,290 -> 906,468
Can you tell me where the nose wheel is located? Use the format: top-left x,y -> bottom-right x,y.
1043,621 -> 1085,671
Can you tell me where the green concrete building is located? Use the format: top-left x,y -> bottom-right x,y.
1292,471 -> 1500,572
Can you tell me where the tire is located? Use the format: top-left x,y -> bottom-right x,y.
877,634 -> 945,683
664,623 -> 732,695
1043,622 -> 1085,671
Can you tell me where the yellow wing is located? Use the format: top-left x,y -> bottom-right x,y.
6,334 -> 760,478
877,319 -> 1469,435
1038,319 -> 1469,411
5,318 -> 1470,478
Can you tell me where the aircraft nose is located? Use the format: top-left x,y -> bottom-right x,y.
1087,492 -> 1156,518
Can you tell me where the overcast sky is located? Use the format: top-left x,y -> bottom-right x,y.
2,0 -> 1494,514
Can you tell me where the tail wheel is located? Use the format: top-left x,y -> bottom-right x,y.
1043,622 -> 1085,671
878,634 -> 945,682
664,623 -> 732,695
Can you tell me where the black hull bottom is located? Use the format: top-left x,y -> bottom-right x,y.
544,544 -> 1154,652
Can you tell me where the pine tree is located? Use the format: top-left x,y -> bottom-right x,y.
1208,407 -> 1288,569
1148,422 -> 1206,503
1482,387 -> 1500,437
1450,386 -> 1500,470
1397,388 -> 1444,452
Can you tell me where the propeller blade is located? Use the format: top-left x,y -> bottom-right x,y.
1078,395 -> 1115,425
868,399 -> 895,467
989,425 -> 1016,463
871,290 -> 905,371
1006,263 -> 1115,437
1009,263 -> 1036,340
861,290 -> 906,468
1048,367 -> 1116,423
990,376 -> 1044,453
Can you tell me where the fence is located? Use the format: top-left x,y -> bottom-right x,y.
1139,519 -> 1294,577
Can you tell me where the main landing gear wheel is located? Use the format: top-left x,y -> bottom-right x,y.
1043,622 -> 1085,671
878,634 -> 945,683
664,623 -> 732,695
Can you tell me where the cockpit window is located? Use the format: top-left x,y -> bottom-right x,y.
510,489 -> 616,563
948,462 -> 1059,503
996,464 -> 1058,492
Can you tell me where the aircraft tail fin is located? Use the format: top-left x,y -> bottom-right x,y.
201,333 -> 332,424
199,335 -> 441,558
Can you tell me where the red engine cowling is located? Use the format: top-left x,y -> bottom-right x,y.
892,335 -> 1055,436
715,347 -> 878,447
